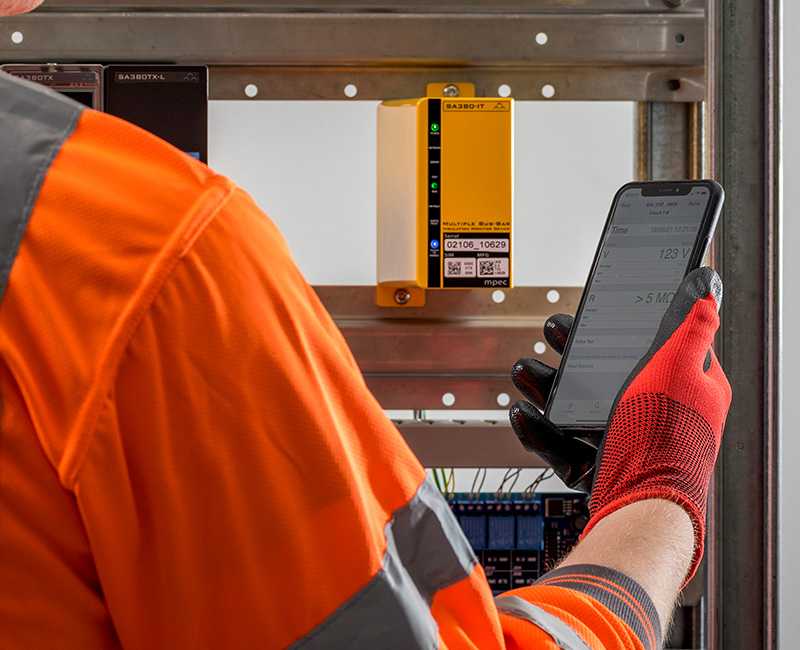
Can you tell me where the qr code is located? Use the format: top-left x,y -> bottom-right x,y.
444,258 -> 477,278
478,258 -> 509,278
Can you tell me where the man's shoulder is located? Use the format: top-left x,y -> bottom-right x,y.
39,92 -> 223,264
0,78 -> 235,480
0,68 -> 220,247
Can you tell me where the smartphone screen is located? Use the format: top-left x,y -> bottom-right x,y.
546,182 -> 720,427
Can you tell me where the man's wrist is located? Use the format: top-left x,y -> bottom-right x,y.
583,490 -> 705,586
559,499 -> 694,634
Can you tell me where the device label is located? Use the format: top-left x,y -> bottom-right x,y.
114,71 -> 201,84
427,99 -> 442,288
8,71 -> 97,84
443,233 -> 510,288
442,101 -> 510,112
444,238 -> 509,253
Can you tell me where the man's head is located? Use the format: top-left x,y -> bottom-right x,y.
0,1 -> 43,16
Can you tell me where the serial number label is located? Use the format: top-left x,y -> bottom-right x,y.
444,238 -> 509,253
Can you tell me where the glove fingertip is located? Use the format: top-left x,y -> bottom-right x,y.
685,267 -> 723,311
509,401 -> 536,453
511,358 -> 556,409
509,399 -> 536,429
544,313 -> 573,355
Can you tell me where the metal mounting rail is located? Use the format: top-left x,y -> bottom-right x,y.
0,12 -> 702,66
314,285 -> 581,411
0,4 -> 704,101
395,420 -> 547,468
208,65 -> 703,101
36,1 -> 706,14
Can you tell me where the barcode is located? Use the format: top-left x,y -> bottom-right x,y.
478,258 -> 509,278
444,258 -> 477,278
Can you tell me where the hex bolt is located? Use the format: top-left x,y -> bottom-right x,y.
442,84 -> 460,97
394,288 -> 412,305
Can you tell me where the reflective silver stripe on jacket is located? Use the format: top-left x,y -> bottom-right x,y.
0,72 -> 83,301
291,479 -> 477,649
496,595 -> 591,650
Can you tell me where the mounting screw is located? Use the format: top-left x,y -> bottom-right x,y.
443,84 -> 460,97
662,0 -> 684,6
394,288 -> 412,305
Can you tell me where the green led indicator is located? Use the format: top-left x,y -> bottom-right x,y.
430,122 -> 440,133
431,181 -> 439,190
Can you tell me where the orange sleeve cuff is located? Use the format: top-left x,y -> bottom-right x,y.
528,564 -> 661,650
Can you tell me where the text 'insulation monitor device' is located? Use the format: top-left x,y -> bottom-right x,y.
104,65 -> 208,163
377,84 -> 513,307
1,64 -> 103,110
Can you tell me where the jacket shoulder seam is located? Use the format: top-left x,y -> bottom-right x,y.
59,176 -> 238,489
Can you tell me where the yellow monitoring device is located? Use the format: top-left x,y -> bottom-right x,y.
377,83 -> 514,307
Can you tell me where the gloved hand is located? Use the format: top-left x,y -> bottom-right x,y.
510,267 -> 732,582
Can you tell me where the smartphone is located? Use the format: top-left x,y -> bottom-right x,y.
545,180 -> 724,429
1,64 -> 103,110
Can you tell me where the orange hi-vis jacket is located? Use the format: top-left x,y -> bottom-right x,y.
0,72 -> 662,649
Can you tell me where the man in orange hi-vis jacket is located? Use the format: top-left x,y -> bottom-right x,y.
0,3 -> 731,649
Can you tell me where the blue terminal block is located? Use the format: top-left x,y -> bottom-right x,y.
448,492 -> 588,594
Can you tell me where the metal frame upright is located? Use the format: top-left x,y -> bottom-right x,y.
706,2 -> 781,649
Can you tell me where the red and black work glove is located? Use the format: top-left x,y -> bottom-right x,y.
510,268 -> 732,582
